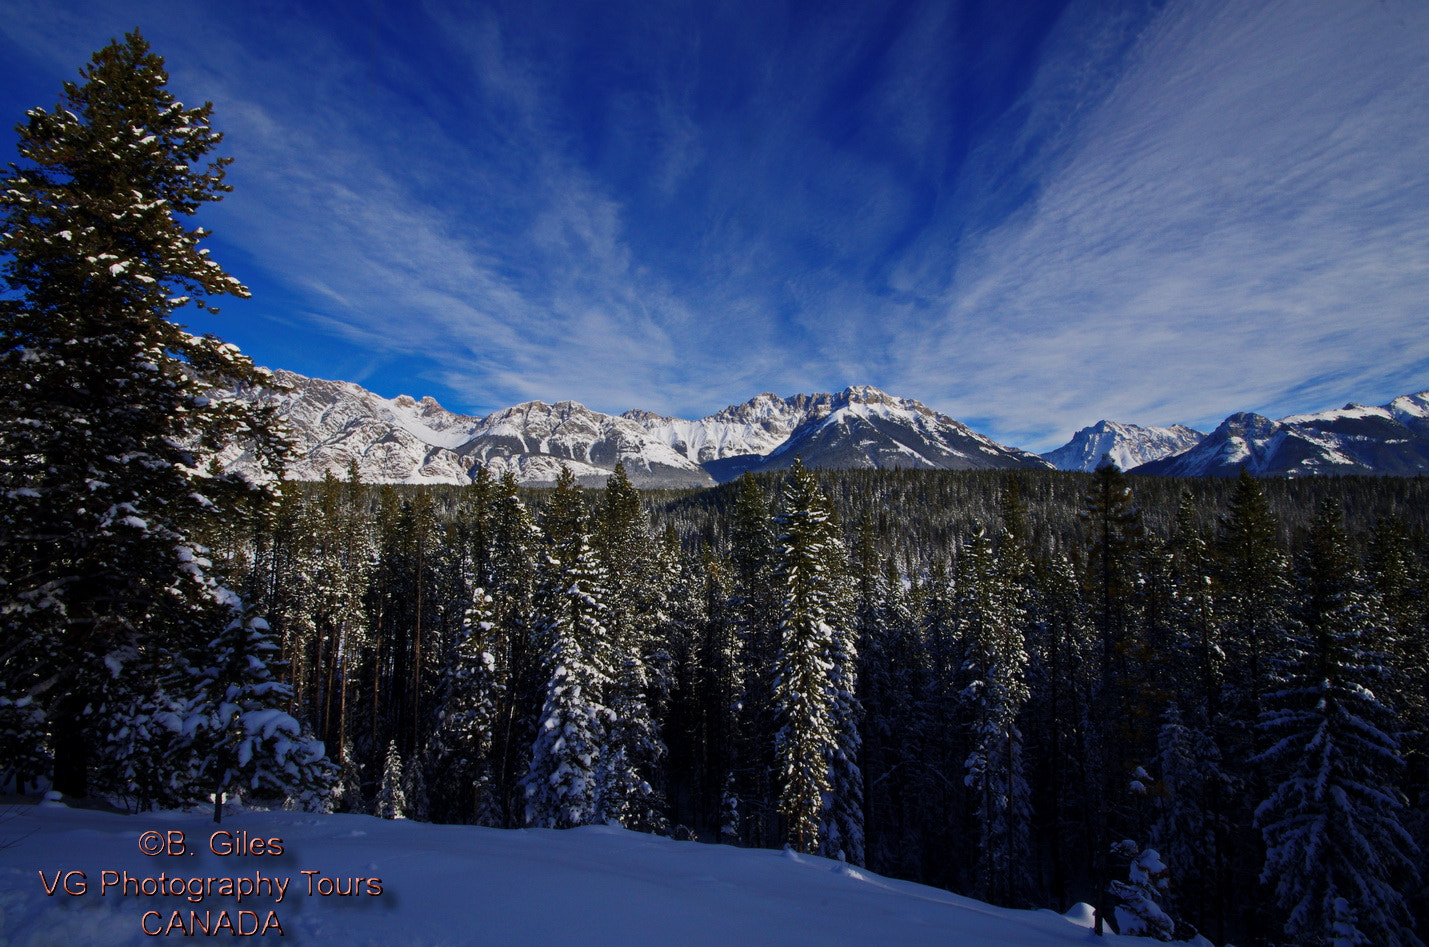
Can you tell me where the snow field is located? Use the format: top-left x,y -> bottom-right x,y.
0,802 -> 1130,946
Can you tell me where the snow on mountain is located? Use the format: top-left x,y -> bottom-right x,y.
462,400 -> 715,488
620,391 -> 809,464
218,370 -> 484,485
217,372 -> 712,488
1041,420 -> 1204,473
634,386 -> 1052,480
1134,390 -> 1429,477
0,802 -> 1147,946
222,373 -> 1048,487
728,385 -> 1053,478
223,370 -> 1429,486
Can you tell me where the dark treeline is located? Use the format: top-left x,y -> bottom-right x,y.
214,461 -> 1426,946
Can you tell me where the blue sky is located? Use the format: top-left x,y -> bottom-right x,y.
3,0 -> 1427,452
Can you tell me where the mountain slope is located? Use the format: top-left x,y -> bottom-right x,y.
219,370 -> 484,484
622,391 -> 816,464
219,371 -> 712,488
699,385 -> 1053,480
1134,391 -> 1429,477
1041,420 -> 1204,472
462,399 -> 714,487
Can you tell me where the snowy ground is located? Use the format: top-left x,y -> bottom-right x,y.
0,799 -> 1130,945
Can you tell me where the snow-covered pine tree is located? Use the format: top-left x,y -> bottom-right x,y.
854,521 -> 925,877
1079,458 -> 1146,930
1107,839 -> 1177,940
772,459 -> 844,856
730,472 -> 781,848
1255,501 -> 1422,947
957,527 -> 1033,906
592,462 -> 667,832
485,471 -> 543,827
1213,470 -> 1291,939
523,467 -> 614,829
194,607 -> 336,821
402,750 -> 430,822
0,32 -> 290,800
1217,470 -> 1292,740
816,485 -> 864,867
688,536 -> 742,840
99,651 -> 196,812
1028,551 -> 1097,908
598,650 -> 667,832
376,740 -> 407,820
1148,701 -> 1225,939
1163,492 -> 1222,752
431,587 -> 503,823
313,467 -> 373,771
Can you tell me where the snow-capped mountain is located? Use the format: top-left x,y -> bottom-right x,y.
218,371 -> 486,484
690,385 -> 1054,479
461,399 -> 713,488
1040,420 -> 1204,473
621,391 -> 819,464
220,371 -> 712,488
222,373 -> 1049,487
1133,391 -> 1429,477
224,371 -> 1429,486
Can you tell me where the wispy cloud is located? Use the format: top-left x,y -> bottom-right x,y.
896,0 -> 1429,448
3,0 -> 1426,453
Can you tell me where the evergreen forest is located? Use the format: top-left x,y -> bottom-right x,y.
205,461 -> 1428,945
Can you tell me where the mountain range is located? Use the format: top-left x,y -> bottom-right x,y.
218,370 -> 1429,486
1134,392 -> 1429,477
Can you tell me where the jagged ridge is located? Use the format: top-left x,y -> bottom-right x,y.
220,374 -> 1050,486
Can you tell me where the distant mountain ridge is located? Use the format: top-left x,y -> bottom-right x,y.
218,371 -> 1429,486
1040,420 -> 1205,473
1132,391 -> 1429,477
221,372 -> 1051,486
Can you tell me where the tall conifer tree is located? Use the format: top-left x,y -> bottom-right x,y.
0,32 -> 295,800
1256,502 -> 1422,947
772,461 -> 861,856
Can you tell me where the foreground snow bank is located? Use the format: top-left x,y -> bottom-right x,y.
1,802 -> 1122,945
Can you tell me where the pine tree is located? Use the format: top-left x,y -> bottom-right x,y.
1214,470 -> 1291,941
1079,459 -> 1145,930
0,32 -> 290,799
958,528 -> 1033,906
1028,551 -> 1096,909
772,460 -> 846,856
729,472 -> 781,847
854,523 -> 923,877
1166,492 -> 1219,723
1148,701 -> 1225,938
194,608 -> 336,821
1255,502 -> 1422,947
1218,470 -> 1292,738
485,471 -> 543,827
524,468 -> 614,828
592,462 -> 667,832
376,740 -> 407,820
431,586 -> 503,824
818,488 -> 864,866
